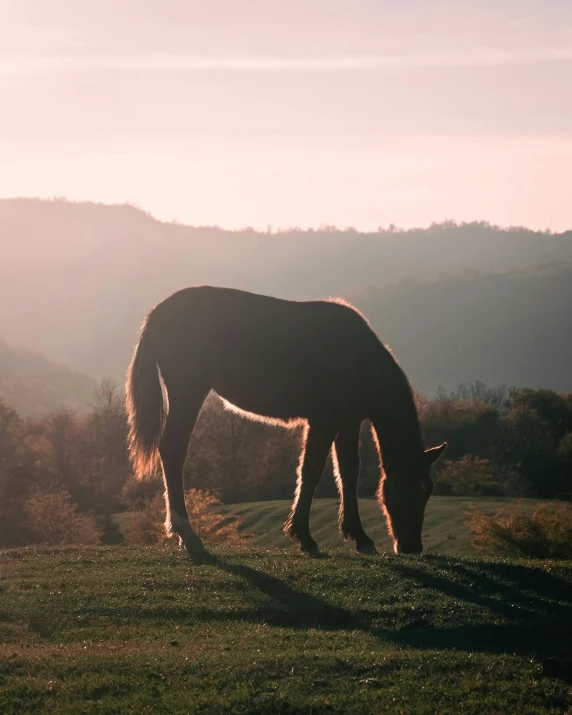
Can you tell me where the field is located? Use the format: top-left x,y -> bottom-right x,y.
1,545 -> 571,713
229,496 -> 544,555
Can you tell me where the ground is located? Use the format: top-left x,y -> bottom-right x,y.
1,546 -> 571,713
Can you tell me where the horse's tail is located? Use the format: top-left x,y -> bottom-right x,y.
125,318 -> 166,479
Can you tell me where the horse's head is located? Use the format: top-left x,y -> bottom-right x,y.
380,442 -> 447,554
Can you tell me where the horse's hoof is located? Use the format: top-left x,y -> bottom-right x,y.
356,542 -> 377,555
181,538 -> 209,564
300,542 -> 322,557
187,549 -> 210,564
179,534 -> 207,555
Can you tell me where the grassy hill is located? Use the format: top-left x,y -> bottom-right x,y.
1,546 -> 571,713
228,497 -> 544,556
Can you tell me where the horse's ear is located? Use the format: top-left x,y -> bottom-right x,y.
425,442 -> 447,465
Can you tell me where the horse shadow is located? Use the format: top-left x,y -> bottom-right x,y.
197,552 -> 572,666
197,552 -> 353,629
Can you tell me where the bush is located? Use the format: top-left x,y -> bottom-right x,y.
122,488 -> 250,547
121,474 -> 163,510
121,493 -> 166,545
466,502 -> 572,558
24,487 -> 102,545
436,455 -> 505,496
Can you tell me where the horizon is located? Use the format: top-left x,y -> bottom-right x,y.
2,195 -> 571,235
2,1 -> 572,231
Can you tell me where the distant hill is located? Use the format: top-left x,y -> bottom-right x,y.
1,197 -> 572,395
0,337 -> 97,415
351,262 -> 572,394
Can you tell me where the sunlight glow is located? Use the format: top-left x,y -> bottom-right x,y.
1,0 -> 571,230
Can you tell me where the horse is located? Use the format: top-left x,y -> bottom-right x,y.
126,285 -> 446,556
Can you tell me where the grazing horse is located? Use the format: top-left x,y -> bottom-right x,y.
126,286 -> 446,556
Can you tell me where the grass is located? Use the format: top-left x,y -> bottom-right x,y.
0,545 -> 571,713
228,496 -> 546,555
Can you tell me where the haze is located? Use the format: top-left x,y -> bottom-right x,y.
1,0 -> 572,231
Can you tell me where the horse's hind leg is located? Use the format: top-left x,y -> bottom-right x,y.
284,421 -> 337,555
334,422 -> 377,554
159,380 -> 209,554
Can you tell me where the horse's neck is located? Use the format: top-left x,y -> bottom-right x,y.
370,341 -> 425,470
373,420 -> 421,472
371,397 -> 425,474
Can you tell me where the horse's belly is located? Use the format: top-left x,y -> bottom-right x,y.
212,374 -> 312,420
211,350 -> 323,419
210,349 -> 366,422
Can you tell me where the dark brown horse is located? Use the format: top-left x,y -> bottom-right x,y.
126,286 -> 446,556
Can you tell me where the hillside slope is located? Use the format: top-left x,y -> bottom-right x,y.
1,198 -> 572,394
352,262 -> 572,394
1,546 -> 571,713
0,337 -> 97,415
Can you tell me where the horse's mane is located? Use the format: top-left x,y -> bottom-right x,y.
370,335 -> 425,468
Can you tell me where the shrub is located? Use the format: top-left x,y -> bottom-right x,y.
122,488 -> 250,547
467,502 -> 572,558
436,455 -> 504,496
121,474 -> 163,510
121,493 -> 166,545
24,487 -> 102,545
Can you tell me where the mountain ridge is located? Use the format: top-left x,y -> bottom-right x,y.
2,197 -> 572,400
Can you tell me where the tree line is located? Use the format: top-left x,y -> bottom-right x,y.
1,379 -> 571,546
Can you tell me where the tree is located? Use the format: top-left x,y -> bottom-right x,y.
436,455 -> 505,496
501,389 -> 572,498
185,396 -> 301,503
85,378 -> 131,516
0,400 -> 40,545
23,486 -> 101,545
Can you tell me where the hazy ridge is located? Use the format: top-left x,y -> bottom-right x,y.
0,336 -> 96,415
1,198 -> 571,404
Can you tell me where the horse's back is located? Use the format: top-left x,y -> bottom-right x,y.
148,286 -> 379,420
151,286 -> 371,345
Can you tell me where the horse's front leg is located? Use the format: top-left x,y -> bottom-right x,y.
284,421 -> 337,554
334,421 -> 377,554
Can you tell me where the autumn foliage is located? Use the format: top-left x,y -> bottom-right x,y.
467,502 -> 572,559
23,486 -> 102,545
122,489 -> 249,547
1,378 -> 572,549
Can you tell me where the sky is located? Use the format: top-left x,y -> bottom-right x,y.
1,0 -> 571,231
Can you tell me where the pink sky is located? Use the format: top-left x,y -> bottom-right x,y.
1,0 -> 571,230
